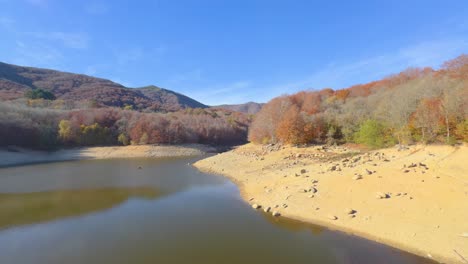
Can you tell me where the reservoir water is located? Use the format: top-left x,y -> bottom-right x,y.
0,156 -> 432,264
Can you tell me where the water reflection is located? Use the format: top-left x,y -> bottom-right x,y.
0,187 -> 160,230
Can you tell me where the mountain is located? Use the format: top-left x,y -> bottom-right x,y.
214,102 -> 264,114
0,62 -> 207,112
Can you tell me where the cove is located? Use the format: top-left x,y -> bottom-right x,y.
0,156 -> 433,264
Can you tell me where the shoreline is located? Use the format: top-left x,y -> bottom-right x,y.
0,144 -> 217,168
194,143 -> 468,264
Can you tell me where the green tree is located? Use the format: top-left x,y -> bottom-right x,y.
25,89 -> 56,100
79,123 -> 112,145
354,120 -> 393,148
58,120 -> 73,143
117,133 -> 130,145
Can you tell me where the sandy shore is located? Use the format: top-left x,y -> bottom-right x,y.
0,144 -> 216,167
194,143 -> 468,263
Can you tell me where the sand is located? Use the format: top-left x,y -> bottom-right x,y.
0,144 -> 215,167
194,143 -> 468,263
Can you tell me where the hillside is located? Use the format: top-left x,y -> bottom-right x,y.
249,54 -> 467,146
214,102 -> 263,114
0,62 -> 207,112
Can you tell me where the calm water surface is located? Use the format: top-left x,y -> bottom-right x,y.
0,156 -> 433,264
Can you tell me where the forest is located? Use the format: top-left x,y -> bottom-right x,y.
0,101 -> 250,149
1,55 -> 466,150
248,55 -> 467,147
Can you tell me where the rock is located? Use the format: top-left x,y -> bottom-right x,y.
272,211 -> 281,217
352,175 -> 363,180
345,208 -> 356,214
365,169 -> 373,175
403,170 -> 410,173
264,206 -> 271,213
300,169 -> 307,174
376,192 -> 389,199
308,194 -> 314,198
329,165 -> 337,171
348,214 -> 356,218
252,204 -> 261,209
309,187 -> 318,193
327,215 -> 338,220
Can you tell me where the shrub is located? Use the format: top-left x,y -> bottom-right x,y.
354,120 -> 392,148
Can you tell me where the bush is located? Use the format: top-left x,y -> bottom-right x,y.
354,120 -> 392,148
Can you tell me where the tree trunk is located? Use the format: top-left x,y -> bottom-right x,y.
445,114 -> 450,143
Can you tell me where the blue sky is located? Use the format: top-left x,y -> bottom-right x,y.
0,0 -> 467,105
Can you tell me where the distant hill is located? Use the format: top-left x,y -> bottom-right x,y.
0,62 -> 207,112
214,102 -> 264,114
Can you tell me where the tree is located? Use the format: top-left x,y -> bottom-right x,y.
58,120 -> 73,143
79,123 -> 112,145
412,98 -> 443,142
117,133 -> 129,145
25,89 -> 56,100
354,120 -> 392,148
275,106 -> 310,144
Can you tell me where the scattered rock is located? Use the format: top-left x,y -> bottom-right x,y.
327,215 -> 338,220
376,192 -> 389,199
272,211 -> 281,217
252,204 -> 261,209
264,206 -> 271,213
345,208 -> 356,215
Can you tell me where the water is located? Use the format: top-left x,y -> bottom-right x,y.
0,156 -> 433,264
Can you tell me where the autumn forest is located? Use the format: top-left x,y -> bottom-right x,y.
0,54 -> 467,149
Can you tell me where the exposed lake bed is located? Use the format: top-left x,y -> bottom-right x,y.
0,155 -> 434,264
